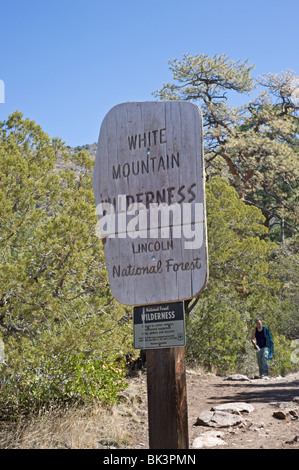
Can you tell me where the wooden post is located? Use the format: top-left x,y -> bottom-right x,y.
146,347 -> 189,449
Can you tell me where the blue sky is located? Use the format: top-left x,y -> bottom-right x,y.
1,0 -> 298,147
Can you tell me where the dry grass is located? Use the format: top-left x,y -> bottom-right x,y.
0,404 -> 128,449
0,375 -> 147,449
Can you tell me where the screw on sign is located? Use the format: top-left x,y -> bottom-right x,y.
93,101 -> 208,449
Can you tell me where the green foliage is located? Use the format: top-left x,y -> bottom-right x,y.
155,53 -> 298,376
269,334 -> 296,376
206,177 -> 276,296
1,54 -> 298,416
186,288 -> 246,373
187,178 -> 268,373
154,54 -> 299,241
186,178 -> 297,376
0,112 -> 132,418
0,352 -> 126,419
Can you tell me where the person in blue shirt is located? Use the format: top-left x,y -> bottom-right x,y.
251,318 -> 274,377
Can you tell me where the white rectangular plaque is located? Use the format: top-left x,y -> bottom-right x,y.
133,302 -> 185,350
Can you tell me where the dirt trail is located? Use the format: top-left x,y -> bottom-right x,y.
126,371 -> 299,449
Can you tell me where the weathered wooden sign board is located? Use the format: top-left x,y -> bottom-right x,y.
133,301 -> 185,350
93,101 -> 208,306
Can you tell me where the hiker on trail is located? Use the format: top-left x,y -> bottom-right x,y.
251,319 -> 274,377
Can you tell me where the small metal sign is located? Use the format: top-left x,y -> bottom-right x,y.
133,301 -> 185,350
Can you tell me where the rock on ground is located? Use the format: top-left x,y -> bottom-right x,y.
195,410 -> 244,428
224,374 -> 251,381
211,402 -> 254,414
192,430 -> 227,449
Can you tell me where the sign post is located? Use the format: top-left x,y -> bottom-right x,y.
147,346 -> 188,449
93,101 -> 208,449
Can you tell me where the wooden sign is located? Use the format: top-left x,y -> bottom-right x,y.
93,101 -> 208,306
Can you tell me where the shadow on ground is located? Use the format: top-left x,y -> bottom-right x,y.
208,378 -> 299,404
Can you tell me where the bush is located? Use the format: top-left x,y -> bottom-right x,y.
186,290 -> 247,374
0,353 -> 127,419
269,334 -> 297,376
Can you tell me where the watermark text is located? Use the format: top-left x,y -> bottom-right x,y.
95,197 -> 204,249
